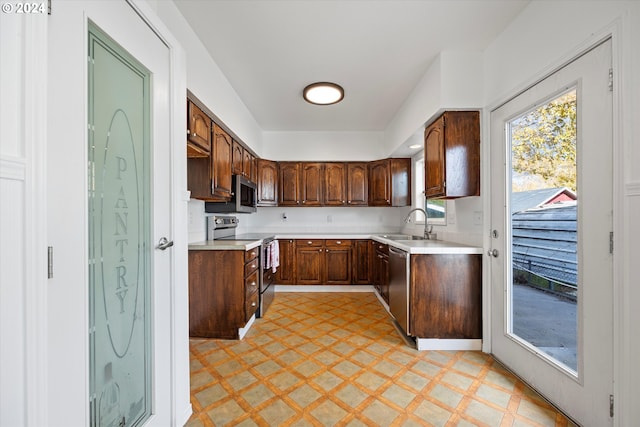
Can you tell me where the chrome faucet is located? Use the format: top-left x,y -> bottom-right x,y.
403,207 -> 436,240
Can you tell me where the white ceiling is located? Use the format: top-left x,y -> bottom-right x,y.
174,0 -> 529,133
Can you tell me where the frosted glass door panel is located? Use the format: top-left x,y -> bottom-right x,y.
88,24 -> 151,427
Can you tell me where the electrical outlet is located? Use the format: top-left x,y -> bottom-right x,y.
448,211 -> 456,225
473,211 -> 483,225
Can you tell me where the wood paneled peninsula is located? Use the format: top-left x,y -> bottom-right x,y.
188,235 -> 482,350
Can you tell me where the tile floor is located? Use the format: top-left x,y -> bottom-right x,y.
187,292 -> 574,426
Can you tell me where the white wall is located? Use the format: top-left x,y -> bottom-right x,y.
262,131 -> 386,161
153,0 -> 264,156
481,2 -> 640,425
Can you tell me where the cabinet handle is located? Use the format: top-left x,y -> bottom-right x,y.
325,249 -> 329,252
307,241 -> 313,245
250,281 -> 257,287
296,201 -> 300,205
302,200 -> 306,204
378,254 -> 383,259
336,241 -> 342,244
289,240 -> 293,243
251,302 -> 257,307
319,249 -> 323,252
347,201 -> 351,204
192,132 -> 197,137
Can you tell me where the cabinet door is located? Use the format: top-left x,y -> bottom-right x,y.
187,100 -> 211,157
390,158 -> 411,207
257,159 -> 278,206
243,150 -> 255,180
232,139 -> 244,176
295,241 -> 324,285
324,163 -> 346,206
300,163 -> 324,206
410,254 -> 482,339
347,162 -> 368,206
352,240 -> 370,284
325,242 -> 352,284
279,162 -> 300,206
212,123 -> 233,199
368,160 -> 390,206
276,239 -> 295,284
424,115 -> 446,198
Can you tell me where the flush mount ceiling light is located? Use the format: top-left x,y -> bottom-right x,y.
303,82 -> 344,105
409,144 -> 422,149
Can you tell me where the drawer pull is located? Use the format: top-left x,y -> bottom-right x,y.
307,241 -> 313,245
251,302 -> 257,307
336,241 -> 342,244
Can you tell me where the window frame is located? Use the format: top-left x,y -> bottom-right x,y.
414,155 -> 446,225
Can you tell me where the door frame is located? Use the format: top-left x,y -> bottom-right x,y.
482,21 -> 625,424
37,1 -> 189,425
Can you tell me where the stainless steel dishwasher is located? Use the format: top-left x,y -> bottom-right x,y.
388,246 -> 410,335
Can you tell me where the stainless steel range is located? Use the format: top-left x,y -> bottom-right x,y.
207,216 -> 276,318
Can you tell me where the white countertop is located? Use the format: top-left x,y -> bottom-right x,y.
188,239 -> 262,251
189,233 -> 482,255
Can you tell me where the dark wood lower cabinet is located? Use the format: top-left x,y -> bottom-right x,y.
188,249 -> 258,339
277,239 -> 366,286
296,241 -> 324,285
325,240 -> 352,284
352,240 -> 370,284
410,254 -> 482,339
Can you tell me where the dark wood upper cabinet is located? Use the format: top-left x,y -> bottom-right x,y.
243,150 -> 256,182
279,162 -> 301,206
368,160 -> 390,206
300,163 -> 324,206
257,159 -> 278,206
424,111 -> 480,199
212,123 -> 233,200
187,100 -> 211,158
324,163 -> 347,206
347,162 -> 368,206
368,158 -> 411,206
232,139 -> 244,176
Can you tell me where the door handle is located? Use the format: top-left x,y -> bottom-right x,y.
487,249 -> 499,257
156,237 -> 174,250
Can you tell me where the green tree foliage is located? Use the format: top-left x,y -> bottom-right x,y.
511,90 -> 577,192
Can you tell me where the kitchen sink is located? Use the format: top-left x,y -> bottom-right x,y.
377,234 -> 425,241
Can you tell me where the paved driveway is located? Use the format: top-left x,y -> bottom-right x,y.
512,283 -> 577,370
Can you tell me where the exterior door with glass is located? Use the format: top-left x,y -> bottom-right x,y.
489,39 -> 613,425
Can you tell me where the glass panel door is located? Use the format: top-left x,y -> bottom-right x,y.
88,23 -> 151,427
490,39 -> 613,425
509,89 -> 578,372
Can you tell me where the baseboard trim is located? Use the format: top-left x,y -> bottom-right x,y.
275,285 -> 374,293
416,338 -> 482,351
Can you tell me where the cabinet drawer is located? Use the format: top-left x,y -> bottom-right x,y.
375,243 -> 389,255
245,258 -> 260,276
245,290 -> 259,322
325,239 -> 352,247
245,270 -> 259,296
245,247 -> 259,262
299,239 -> 323,247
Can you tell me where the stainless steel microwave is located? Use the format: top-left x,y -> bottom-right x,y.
205,175 -> 257,213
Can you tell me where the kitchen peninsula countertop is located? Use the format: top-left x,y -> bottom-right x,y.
189,233 -> 482,255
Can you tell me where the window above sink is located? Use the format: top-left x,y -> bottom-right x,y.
414,156 -> 446,225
